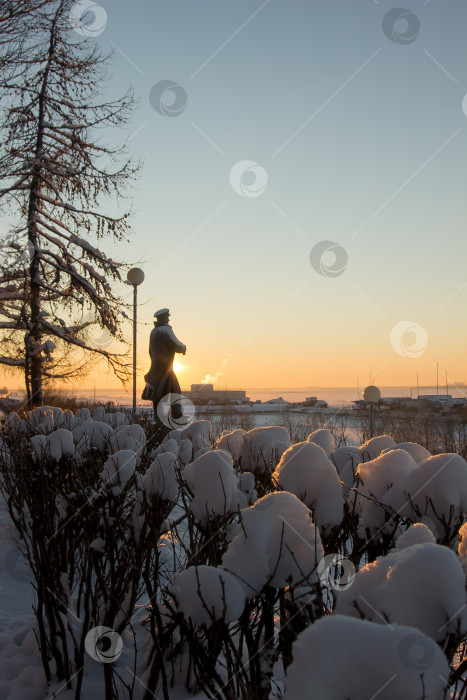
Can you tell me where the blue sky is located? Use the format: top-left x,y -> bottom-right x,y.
4,0 -> 467,391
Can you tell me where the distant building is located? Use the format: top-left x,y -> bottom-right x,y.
303,396 -> 318,406
379,397 -> 415,408
353,396 -> 415,410
189,384 -> 214,397
185,383 -> 250,405
417,394 -> 452,407
302,396 -> 328,408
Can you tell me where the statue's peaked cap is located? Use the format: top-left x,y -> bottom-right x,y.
154,308 -> 169,318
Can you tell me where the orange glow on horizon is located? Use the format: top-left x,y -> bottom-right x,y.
1,336 -> 466,395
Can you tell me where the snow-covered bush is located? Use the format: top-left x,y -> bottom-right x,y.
0,405 -> 159,699
89,420 -> 113,451
355,448 -> 418,538
179,438 -> 193,466
155,438 -> 179,456
193,446 -> 212,460
171,565 -> 246,626
273,441 -> 344,530
100,450 -> 137,493
395,522 -> 436,550
76,407 -> 91,421
24,406 -> 56,434
139,452 -> 179,503
239,425 -> 290,474
215,428 -> 246,460
4,411 -> 26,436
93,405 -> 105,421
162,428 -> 183,445
335,542 -> 467,644
1,404 -> 467,700
112,411 -> 128,427
182,450 -> 244,525
71,420 -> 93,453
381,440 -> 431,464
330,444 -> 362,492
30,434 -> 47,461
382,453 -> 467,543
62,408 -> 76,430
359,434 -> 395,460
222,491 -> 323,595
238,471 -> 257,504
284,615 -> 449,700
46,428 -> 75,460
306,428 -> 335,455
181,420 -> 212,453
110,423 -> 146,455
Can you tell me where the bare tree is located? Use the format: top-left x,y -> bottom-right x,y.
0,0 -> 140,406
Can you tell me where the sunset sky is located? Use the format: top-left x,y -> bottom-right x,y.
2,1 -> 467,394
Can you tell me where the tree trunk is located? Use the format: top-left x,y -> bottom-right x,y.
25,6 -> 60,408
28,232 -> 42,407
24,335 -> 31,407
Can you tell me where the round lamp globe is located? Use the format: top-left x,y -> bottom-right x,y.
127,268 -> 145,286
363,385 -> 381,404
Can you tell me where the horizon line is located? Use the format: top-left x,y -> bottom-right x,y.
5,382 -> 465,393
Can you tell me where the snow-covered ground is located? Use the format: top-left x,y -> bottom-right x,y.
0,409 -> 466,699
0,501 -> 46,700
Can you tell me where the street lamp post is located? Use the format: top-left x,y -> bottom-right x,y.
363,385 -> 381,439
126,268 -> 145,414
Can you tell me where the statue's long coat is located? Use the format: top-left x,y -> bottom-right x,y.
141,324 -> 186,403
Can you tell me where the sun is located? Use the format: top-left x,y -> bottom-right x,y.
173,361 -> 184,373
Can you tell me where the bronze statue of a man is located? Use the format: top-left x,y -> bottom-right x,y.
141,308 -> 186,417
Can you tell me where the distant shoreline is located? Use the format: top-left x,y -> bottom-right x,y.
6,384 -> 466,392
4,384 -> 466,407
